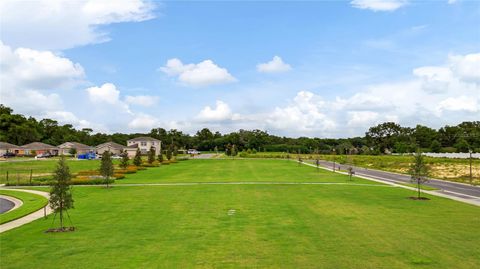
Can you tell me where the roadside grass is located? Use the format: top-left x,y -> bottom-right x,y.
0,190 -> 48,224
0,159 -> 119,184
118,159 -> 377,184
396,183 -> 439,191
0,184 -> 479,269
236,152 -> 480,184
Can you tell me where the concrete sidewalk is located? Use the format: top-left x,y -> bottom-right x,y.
301,160 -> 480,207
0,189 -> 52,233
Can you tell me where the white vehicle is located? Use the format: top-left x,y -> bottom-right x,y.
187,149 -> 200,155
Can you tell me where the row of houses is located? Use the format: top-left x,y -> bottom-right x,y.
0,137 -> 161,158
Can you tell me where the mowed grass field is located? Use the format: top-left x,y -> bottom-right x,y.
1,159 -> 479,268
118,159 -> 377,184
0,159 -> 119,183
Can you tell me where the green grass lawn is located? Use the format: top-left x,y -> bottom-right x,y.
118,159 -> 377,184
0,190 -> 48,224
1,160 -> 479,268
0,159 -> 119,184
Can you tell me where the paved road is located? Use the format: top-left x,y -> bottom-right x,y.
0,198 -> 15,213
312,160 -> 480,200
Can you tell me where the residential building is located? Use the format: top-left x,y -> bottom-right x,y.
95,142 -> 125,156
0,142 -> 21,156
58,142 -> 94,155
126,137 -> 161,157
21,142 -> 59,156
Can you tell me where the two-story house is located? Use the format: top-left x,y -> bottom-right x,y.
125,137 -> 161,157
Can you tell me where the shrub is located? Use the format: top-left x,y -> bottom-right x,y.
71,177 -> 114,185
76,170 -> 101,176
113,173 -> 125,179
115,168 -> 136,174
162,160 -> 170,165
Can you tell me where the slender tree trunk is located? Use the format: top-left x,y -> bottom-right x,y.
60,200 -> 63,229
417,179 -> 420,199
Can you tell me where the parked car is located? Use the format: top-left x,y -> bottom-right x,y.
187,149 -> 200,155
1,152 -> 16,158
36,152 -> 52,158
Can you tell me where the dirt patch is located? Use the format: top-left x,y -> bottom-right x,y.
408,197 -> 430,201
45,227 -> 75,233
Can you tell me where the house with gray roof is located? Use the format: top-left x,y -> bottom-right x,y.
95,141 -> 126,156
126,137 -> 161,157
21,142 -> 59,156
58,142 -> 94,155
0,142 -> 21,156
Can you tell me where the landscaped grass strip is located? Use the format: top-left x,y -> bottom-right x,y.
0,190 -> 48,224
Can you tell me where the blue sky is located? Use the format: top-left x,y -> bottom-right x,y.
1,0 -> 479,137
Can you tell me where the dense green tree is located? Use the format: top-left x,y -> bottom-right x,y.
49,157 -> 74,230
454,138 -> 470,153
365,122 -> 404,153
430,140 -> 442,153
0,105 -> 477,156
100,151 -> 114,188
69,148 -> 77,156
414,125 -> 438,148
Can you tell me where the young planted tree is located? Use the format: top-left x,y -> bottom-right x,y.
157,152 -> 164,163
231,144 -> 237,158
148,147 -> 155,164
166,146 -> 173,161
120,150 -> 129,169
133,148 -> 142,166
100,151 -> 114,188
409,150 -> 430,199
225,144 -> 232,156
49,156 -> 74,231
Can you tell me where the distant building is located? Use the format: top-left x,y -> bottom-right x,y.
21,142 -> 59,156
0,142 -> 20,156
126,137 -> 161,157
95,142 -> 125,156
58,142 -> 94,155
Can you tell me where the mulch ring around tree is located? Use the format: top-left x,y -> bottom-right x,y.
408,197 -> 430,200
45,227 -> 75,233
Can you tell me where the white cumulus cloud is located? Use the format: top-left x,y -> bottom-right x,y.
125,95 -> 159,107
437,96 -> 479,113
160,58 -> 236,87
128,113 -> 159,130
257,56 -> 292,73
350,0 -> 408,11
196,101 -> 234,122
449,53 -> 480,83
0,0 -> 156,50
86,83 -> 121,104
0,41 -> 85,90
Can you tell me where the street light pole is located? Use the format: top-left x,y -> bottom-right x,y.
469,149 -> 473,185
332,148 -> 336,172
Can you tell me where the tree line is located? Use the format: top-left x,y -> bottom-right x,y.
1,105 -> 478,154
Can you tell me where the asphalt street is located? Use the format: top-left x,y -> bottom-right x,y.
313,160 -> 480,200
